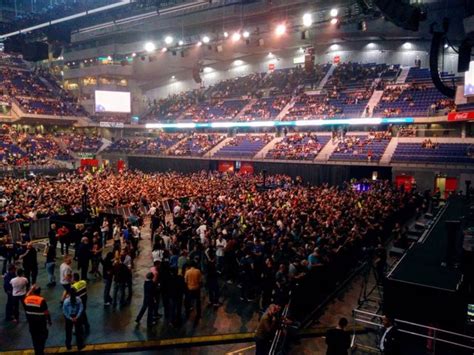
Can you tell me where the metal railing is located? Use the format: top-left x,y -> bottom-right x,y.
7,218 -> 50,243
269,293 -> 292,355
352,309 -> 474,354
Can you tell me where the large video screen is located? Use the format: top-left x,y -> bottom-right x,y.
95,90 -> 131,113
464,61 -> 474,96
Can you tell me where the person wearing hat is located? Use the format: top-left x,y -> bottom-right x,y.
24,285 -> 51,355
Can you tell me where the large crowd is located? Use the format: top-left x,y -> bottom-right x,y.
0,169 -> 419,352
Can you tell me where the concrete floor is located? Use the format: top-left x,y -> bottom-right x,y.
0,219 -> 381,354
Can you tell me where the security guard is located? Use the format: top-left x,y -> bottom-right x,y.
24,286 -> 51,355
72,272 -> 90,333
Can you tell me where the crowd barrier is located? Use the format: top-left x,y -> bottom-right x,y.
8,217 -> 50,243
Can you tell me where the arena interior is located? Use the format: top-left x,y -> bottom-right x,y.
0,0 -> 474,354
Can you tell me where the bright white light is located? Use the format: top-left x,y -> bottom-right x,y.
275,24 -> 286,36
144,42 -> 155,52
202,36 -> 210,44
367,42 -> 376,49
203,67 -> 213,73
132,52 -> 136,57
224,32 -> 229,38
299,47 -> 304,53
302,13 -> 313,27
164,36 -> 173,45
234,59 -> 243,66
329,44 -> 340,51
178,40 -> 184,46
330,18 -> 339,25
403,42 -> 412,49
330,8 -> 338,17
243,31 -> 250,38
171,75 -> 175,79
232,32 -> 241,42
161,47 -> 167,53
107,55 -> 112,60
444,43 -> 449,49
268,52 -> 274,58
196,41 -> 202,47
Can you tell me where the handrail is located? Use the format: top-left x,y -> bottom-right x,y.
268,292 -> 292,355
352,309 -> 474,351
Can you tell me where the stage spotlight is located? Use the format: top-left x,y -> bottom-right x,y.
161,47 -> 167,53
107,56 -> 112,60
144,42 -> 155,52
132,52 -> 137,57
403,42 -> 412,49
302,13 -> 313,27
243,31 -> 250,38
232,32 -> 241,42
202,36 -> 210,44
275,24 -> 286,36
178,40 -> 184,46
164,36 -> 173,45
330,18 -> 339,25
196,41 -> 202,47
224,32 -> 229,38
330,8 -> 338,17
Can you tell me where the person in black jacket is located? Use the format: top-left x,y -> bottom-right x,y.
102,252 -> 114,306
326,317 -> 351,355
168,267 -> 185,327
380,315 -> 401,355
20,243 -> 38,285
76,237 -> 91,281
135,272 -> 156,326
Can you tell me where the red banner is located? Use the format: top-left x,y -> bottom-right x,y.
447,111 -> 474,121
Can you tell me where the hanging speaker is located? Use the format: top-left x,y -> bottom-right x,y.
22,42 -> 49,62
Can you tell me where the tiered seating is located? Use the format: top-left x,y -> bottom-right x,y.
284,94 -> 338,120
182,99 -> 248,122
59,133 -> 103,153
106,134 -> 183,154
374,84 -> 454,117
391,142 -> 474,164
405,67 -> 460,85
240,96 -> 290,121
380,64 -> 401,80
0,59 -> 86,117
0,127 -> 72,166
324,62 -> 388,90
213,134 -> 273,158
266,133 -> 330,160
144,90 -> 202,122
168,134 -> 226,156
207,73 -> 266,99
329,132 -> 391,162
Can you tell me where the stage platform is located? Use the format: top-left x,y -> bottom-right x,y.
385,197 -> 468,329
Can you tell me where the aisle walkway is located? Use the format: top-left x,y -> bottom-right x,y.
0,219 -> 260,351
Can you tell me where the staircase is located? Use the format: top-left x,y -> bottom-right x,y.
206,137 -> 233,158
379,138 -> 398,164
254,136 -> 283,159
396,67 -> 410,84
275,97 -> 296,121
97,138 -> 113,154
363,90 -> 384,117
314,136 -> 337,162
455,85 -> 467,106
234,98 -> 257,121
316,64 -> 335,91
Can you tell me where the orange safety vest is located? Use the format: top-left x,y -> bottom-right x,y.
24,295 -> 46,317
